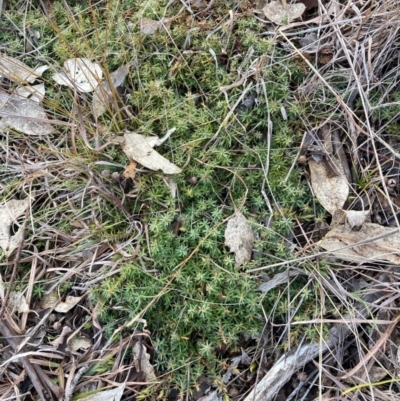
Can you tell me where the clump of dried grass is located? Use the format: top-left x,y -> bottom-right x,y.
269,1 -> 400,400
0,101 -> 142,400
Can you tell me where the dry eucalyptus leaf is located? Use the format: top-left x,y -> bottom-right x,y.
54,295 -> 83,313
133,342 -> 156,381
366,366 -> 389,382
0,91 -> 54,135
70,336 -> 92,351
263,1 -> 305,25
0,54 -> 48,83
342,366 -> 388,385
7,291 -> 29,313
14,83 -> 45,103
224,211 -> 254,267
92,61 -> 134,118
0,198 -> 30,256
140,17 -> 172,34
309,159 -> 349,215
319,223 -> 400,265
79,384 -> 125,401
122,132 -> 182,174
345,210 -> 369,231
34,65 -> 49,77
53,58 -> 102,93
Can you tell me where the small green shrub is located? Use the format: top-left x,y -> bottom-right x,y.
0,0 -> 335,396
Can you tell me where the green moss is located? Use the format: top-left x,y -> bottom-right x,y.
0,0 -> 339,396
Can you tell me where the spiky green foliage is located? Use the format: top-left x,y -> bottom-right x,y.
0,0 -> 333,396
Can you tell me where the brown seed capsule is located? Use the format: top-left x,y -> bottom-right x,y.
186,176 -> 198,185
101,170 -> 111,179
53,321 -> 62,331
48,313 -> 57,323
298,155 -> 307,165
111,172 -> 120,182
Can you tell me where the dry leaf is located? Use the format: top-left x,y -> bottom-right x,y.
133,342 -> 156,381
0,91 -> 54,135
14,83 -> 45,103
53,58 -> 102,93
0,54 -> 48,84
70,336 -> 92,351
122,132 -> 182,174
79,384 -> 125,401
122,160 -> 137,179
0,198 -> 30,256
41,292 -> 83,313
309,159 -> 349,215
7,291 -> 29,313
366,366 -> 388,382
92,61 -> 134,118
345,210 -> 369,231
54,295 -> 83,313
319,223 -> 400,264
40,292 -> 59,309
263,1 -> 305,25
342,365 -> 388,385
224,211 -> 254,267
34,65 -> 50,77
140,17 -> 172,34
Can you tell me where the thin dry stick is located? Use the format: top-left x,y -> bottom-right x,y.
70,92 -> 79,156
33,363 -> 64,399
21,254 -> 37,332
65,364 -> 89,401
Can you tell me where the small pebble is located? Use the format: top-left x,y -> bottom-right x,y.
186,176 -> 198,185
111,172 -> 120,182
101,170 -> 111,178
48,313 -> 57,323
53,321 -> 62,330
298,155 -> 307,165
